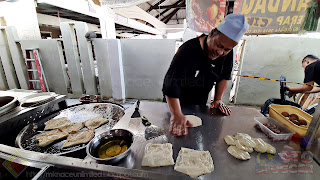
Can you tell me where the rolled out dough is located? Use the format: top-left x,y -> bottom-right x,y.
185,115 -> 202,127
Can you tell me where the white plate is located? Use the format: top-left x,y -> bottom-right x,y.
22,92 -> 56,104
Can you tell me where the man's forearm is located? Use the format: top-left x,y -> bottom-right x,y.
214,80 -> 228,101
165,96 -> 183,115
289,84 -> 313,93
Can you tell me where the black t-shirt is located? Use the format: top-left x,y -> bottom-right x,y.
162,36 -> 233,105
304,60 -> 320,85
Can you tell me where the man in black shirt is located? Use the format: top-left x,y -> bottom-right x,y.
287,55 -> 320,94
162,14 -> 249,136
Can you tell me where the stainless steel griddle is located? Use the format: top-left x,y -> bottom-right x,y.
15,103 -> 125,155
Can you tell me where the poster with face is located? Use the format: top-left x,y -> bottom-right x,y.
186,0 -> 227,33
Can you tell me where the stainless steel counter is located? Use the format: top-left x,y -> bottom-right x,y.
0,101 -> 319,180
88,101 -> 319,180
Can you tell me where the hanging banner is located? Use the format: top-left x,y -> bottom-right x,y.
233,0 -> 311,35
186,0 -> 227,33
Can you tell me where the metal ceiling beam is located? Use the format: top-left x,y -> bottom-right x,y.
147,0 -> 166,12
146,1 -> 163,18
37,6 -> 100,25
151,3 -> 185,10
161,0 -> 185,24
155,0 -> 184,19
162,8 -> 180,24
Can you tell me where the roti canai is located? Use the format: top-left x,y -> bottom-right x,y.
62,129 -> 95,148
174,147 -> 214,178
44,117 -> 71,130
36,129 -> 68,147
84,117 -> 109,129
58,122 -> 84,133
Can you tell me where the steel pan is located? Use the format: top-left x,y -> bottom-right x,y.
15,103 -> 125,155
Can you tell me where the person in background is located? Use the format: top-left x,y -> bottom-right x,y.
162,14 -> 249,136
286,55 -> 320,94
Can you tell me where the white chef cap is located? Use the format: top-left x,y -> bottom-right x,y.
216,14 -> 249,43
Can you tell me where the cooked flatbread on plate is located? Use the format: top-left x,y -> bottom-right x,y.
84,117 -> 109,129
58,122 -> 84,133
62,129 -> 95,148
174,147 -> 214,178
36,129 -> 68,147
44,117 -> 71,130
141,143 -> 174,167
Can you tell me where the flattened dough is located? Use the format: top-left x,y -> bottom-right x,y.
58,122 -> 84,133
174,147 -> 214,178
36,129 -> 68,147
185,115 -> 202,127
84,117 -> 109,129
44,117 -> 71,130
62,129 -> 95,148
141,143 -> 174,167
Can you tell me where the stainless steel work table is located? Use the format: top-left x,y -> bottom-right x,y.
0,101 -> 319,179
86,101 -> 319,179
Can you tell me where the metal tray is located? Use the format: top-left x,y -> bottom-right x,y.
20,92 -> 57,107
15,103 -> 125,155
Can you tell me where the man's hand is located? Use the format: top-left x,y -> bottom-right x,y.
210,100 -> 231,116
285,86 -> 297,98
169,113 -> 193,136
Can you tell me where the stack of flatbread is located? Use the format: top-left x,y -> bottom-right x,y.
141,143 -> 214,178
36,116 -> 110,148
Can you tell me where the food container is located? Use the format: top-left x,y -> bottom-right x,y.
254,116 -> 293,141
269,104 -> 319,136
86,129 -> 134,164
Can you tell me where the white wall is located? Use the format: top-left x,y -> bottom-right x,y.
0,0 -> 40,39
120,39 -> 176,100
235,36 -> 320,106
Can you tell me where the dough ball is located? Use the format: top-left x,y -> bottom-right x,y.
224,135 -> 236,146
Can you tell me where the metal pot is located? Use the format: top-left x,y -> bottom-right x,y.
0,96 -> 19,116
86,129 -> 134,164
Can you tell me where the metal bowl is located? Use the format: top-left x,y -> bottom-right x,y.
86,129 -> 134,164
0,96 -> 19,116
